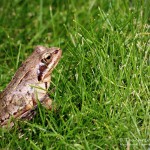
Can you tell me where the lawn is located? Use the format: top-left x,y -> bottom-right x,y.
0,0 -> 149,149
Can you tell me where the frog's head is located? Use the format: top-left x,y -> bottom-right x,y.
35,46 -> 62,82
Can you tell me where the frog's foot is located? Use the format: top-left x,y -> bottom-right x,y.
18,96 -> 54,121
41,97 -> 53,110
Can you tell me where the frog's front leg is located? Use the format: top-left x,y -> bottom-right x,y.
20,95 -> 53,121
41,95 -> 53,110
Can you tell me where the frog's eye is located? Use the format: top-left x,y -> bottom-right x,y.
42,54 -> 52,64
46,55 -> 51,60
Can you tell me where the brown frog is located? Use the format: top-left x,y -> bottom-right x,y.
0,46 -> 62,127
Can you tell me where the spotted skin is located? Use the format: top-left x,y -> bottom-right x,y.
0,46 -> 62,127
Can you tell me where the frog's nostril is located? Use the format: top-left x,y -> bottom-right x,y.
54,50 -> 59,54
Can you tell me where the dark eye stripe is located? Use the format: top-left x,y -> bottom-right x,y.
37,65 -> 47,81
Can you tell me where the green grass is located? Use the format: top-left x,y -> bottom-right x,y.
0,0 -> 149,149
